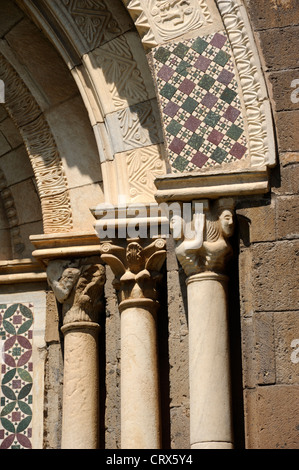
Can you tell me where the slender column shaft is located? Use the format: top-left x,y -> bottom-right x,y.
99,238 -> 166,449
61,322 -> 100,449
187,273 -> 233,449
120,300 -> 161,449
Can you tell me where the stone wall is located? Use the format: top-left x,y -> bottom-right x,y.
236,0 -> 299,449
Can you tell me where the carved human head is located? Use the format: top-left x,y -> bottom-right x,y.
170,214 -> 185,241
216,198 -> 235,239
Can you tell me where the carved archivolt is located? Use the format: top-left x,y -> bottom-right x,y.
92,34 -> 150,110
216,0 -> 274,168
0,54 -> 73,233
61,0 -> 122,50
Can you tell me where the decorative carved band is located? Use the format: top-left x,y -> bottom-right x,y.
61,0 -> 122,50
0,54 -> 73,233
216,0 -> 274,168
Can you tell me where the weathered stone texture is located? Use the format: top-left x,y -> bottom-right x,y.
274,311 -> 299,385
276,195 -> 299,240
245,0 -> 299,30
274,110 -> 299,152
251,241 -> 299,312
257,26 -> 299,71
253,312 -> 276,385
255,385 -> 299,449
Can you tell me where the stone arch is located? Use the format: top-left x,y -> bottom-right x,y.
18,0 -> 167,205
0,2 -> 106,237
18,0 -> 276,210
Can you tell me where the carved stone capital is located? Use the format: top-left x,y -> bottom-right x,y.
171,198 -> 235,277
47,256 -> 105,326
100,238 -> 166,312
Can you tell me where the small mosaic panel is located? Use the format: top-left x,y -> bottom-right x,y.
0,304 -> 34,449
153,32 -> 248,172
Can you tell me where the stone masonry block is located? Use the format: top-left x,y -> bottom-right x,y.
276,195 -> 299,239
274,110 -> 299,152
257,26 -> 299,71
253,312 -> 276,385
274,311 -> 299,385
245,0 -> 299,30
255,385 -> 299,448
267,69 -> 299,112
237,200 -> 276,243
271,160 -> 299,195
252,240 -> 299,312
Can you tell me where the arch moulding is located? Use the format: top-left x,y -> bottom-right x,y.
0,52 -> 73,234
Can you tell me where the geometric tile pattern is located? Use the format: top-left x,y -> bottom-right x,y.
153,31 -> 248,172
0,304 -> 34,449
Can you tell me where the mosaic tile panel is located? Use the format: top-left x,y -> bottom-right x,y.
0,304 -> 34,449
153,32 -> 248,173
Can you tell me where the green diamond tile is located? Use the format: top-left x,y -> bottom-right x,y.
204,110 -> 221,127
173,43 -> 190,59
214,50 -> 230,67
191,37 -> 209,54
227,124 -> 244,141
220,87 -> 237,104
198,74 -> 215,91
181,96 -> 198,113
166,120 -> 183,136
172,155 -> 189,171
160,83 -> 177,100
176,60 -> 190,77
188,134 -> 204,150
211,147 -> 228,163
154,47 -> 171,63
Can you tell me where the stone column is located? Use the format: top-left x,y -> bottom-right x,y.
47,257 -> 105,449
100,238 -> 166,449
171,198 -> 235,449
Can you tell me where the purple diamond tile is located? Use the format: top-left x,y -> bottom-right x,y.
201,92 -> 218,109
163,101 -> 180,118
157,64 -> 175,81
179,78 -> 196,95
230,142 -> 247,159
191,151 -> 209,168
217,69 -> 234,85
208,129 -> 224,145
169,137 -> 186,154
223,105 -> 240,123
184,115 -> 201,132
210,33 -> 227,49
194,55 -> 211,72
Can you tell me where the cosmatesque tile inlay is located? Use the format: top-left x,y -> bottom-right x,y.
152,31 -> 248,172
0,304 -> 34,449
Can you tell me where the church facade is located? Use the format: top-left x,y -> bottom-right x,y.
0,0 -> 298,449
